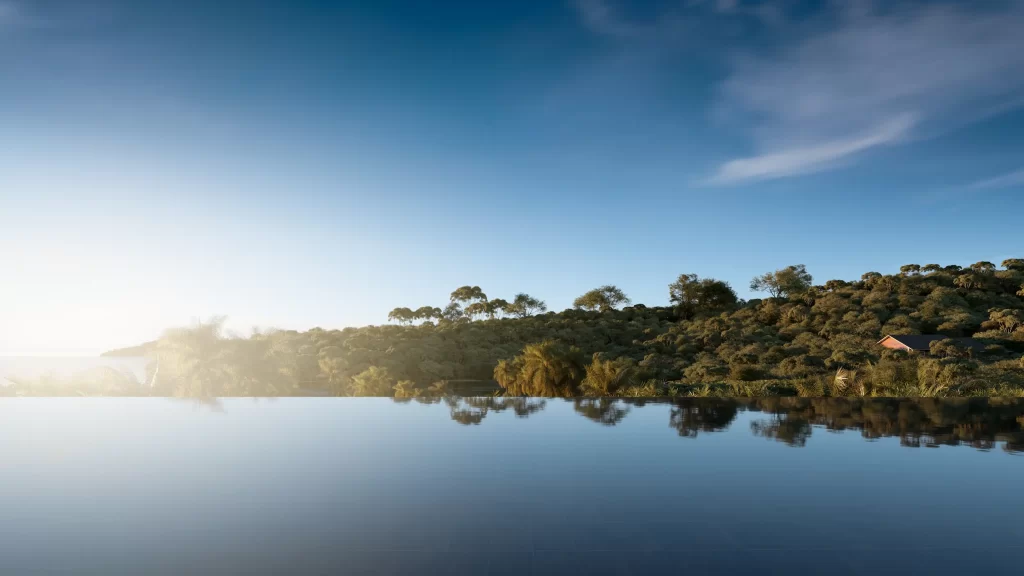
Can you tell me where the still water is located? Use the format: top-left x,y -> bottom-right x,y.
2,398 -> 1022,575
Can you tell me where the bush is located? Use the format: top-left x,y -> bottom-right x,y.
730,364 -> 762,381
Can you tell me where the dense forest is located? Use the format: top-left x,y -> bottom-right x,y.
12,258 -> 1024,398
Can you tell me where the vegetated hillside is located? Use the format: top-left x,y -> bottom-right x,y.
84,259 -> 1024,398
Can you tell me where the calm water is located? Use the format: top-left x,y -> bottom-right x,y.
2,398 -> 1022,575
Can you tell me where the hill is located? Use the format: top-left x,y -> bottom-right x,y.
88,258 -> 1024,398
100,341 -> 158,358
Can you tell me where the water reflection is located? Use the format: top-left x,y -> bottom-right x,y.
422,398 -> 1024,453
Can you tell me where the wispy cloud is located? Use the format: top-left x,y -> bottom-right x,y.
965,168 -> 1024,191
713,2 -> 1024,183
0,1 -> 18,26
573,0 -> 646,39
707,114 -> 915,185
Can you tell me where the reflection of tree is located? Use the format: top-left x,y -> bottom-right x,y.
166,397 -> 226,412
2,367 -> 145,397
491,397 -> 547,418
573,398 -> 630,426
668,399 -> 740,437
750,417 -> 812,447
411,396 -> 549,426
350,395 -> 1024,453
747,398 -> 1024,453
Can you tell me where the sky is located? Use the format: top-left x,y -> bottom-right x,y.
2,0 -> 1024,355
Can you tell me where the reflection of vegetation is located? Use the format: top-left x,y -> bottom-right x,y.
399,397 -> 1024,453
442,397 -> 1024,450
743,398 -> 1024,453
668,399 -> 740,437
1,367 -> 144,396
750,417 -> 813,447
573,398 -> 630,426
398,396 -> 547,426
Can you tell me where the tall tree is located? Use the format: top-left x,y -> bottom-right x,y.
439,302 -> 466,323
413,306 -> 442,322
668,274 -> 701,310
387,307 -> 416,325
750,265 -> 812,298
1002,258 -> 1024,272
970,261 -> 997,274
450,286 -> 488,305
573,285 -> 631,312
486,298 -> 509,319
464,302 -> 489,320
506,293 -> 546,318
669,274 -> 737,319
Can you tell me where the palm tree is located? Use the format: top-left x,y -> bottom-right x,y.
154,317 -> 235,397
516,340 -> 585,396
580,353 -> 637,395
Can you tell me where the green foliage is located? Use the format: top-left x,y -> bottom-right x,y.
668,274 -> 738,319
929,339 -> 970,359
900,264 -> 921,276
580,353 -> 638,396
387,307 -> 416,325
573,285 -> 631,312
494,340 -> 585,397
450,285 -> 487,304
750,265 -> 812,298
506,293 -> 547,318
351,366 -> 395,397
66,258 -> 1024,399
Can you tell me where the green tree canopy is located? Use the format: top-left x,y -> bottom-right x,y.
751,265 -> 813,298
506,293 -> 547,318
669,274 -> 738,319
412,306 -> 442,322
450,286 -> 487,304
351,366 -> 396,397
574,285 -> 631,312
387,307 -> 416,325
1002,259 -> 1024,272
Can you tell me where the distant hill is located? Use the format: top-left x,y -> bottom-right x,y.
94,258 -> 1024,397
100,341 -> 158,358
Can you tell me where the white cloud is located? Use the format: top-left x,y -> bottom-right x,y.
966,168 -> 1024,191
707,114 -> 915,184
712,2 -> 1024,183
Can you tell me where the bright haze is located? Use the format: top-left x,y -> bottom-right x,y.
2,0 -> 1023,355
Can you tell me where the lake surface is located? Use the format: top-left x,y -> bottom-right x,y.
2,397 -> 1022,575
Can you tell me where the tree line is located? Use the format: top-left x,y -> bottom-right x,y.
61,258 -> 1024,398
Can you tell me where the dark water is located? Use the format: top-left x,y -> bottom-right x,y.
2,398 -> 1023,575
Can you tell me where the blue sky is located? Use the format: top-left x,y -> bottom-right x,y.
2,0 -> 1023,354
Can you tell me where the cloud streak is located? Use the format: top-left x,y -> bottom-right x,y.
707,114 -> 915,185
966,168 -> 1024,191
712,2 -> 1024,183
